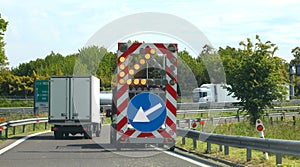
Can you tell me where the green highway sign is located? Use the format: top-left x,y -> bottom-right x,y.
34,80 -> 49,108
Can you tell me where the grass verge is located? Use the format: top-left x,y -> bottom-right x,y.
176,137 -> 300,166
176,119 -> 300,166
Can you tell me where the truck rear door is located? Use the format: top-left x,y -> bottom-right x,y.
49,77 -> 70,121
70,77 -> 91,121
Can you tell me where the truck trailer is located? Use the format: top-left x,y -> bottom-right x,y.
192,84 -> 240,107
48,76 -> 101,139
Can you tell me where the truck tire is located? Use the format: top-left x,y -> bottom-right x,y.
84,131 -> 92,139
168,146 -> 175,151
96,130 -> 100,137
54,131 -> 63,139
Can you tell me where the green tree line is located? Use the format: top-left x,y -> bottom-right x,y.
2,13 -> 300,123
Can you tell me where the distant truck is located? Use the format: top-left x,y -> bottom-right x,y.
192,84 -> 240,107
48,76 -> 101,139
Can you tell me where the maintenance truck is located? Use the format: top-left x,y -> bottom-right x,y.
48,76 -> 101,139
109,42 -> 178,150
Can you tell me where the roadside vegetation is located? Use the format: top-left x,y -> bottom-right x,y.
176,117 -> 300,166
0,98 -> 33,107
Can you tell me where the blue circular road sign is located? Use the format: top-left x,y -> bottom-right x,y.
127,92 -> 166,132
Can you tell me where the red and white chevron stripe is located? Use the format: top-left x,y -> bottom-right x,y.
116,42 -> 177,143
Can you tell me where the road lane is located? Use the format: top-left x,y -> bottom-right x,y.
0,126 -> 225,167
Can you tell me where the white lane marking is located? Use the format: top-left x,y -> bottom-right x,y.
0,130 -> 50,155
155,147 -> 210,167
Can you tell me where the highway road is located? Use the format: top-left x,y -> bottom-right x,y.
0,126 -> 229,167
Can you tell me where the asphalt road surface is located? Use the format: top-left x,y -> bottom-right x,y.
0,125 -> 227,167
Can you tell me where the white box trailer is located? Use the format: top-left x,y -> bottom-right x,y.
193,84 -> 240,107
49,76 -> 101,139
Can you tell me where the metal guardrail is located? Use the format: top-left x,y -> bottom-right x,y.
0,117 -> 48,139
0,107 -> 34,113
177,112 -> 300,128
177,128 -> 300,165
1,106 -> 299,114
177,106 -> 300,114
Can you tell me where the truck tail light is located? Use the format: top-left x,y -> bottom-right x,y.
52,127 -> 58,131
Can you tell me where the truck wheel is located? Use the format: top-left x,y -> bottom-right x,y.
84,131 -> 92,139
96,130 -> 100,137
54,131 -> 63,139
169,146 -> 175,151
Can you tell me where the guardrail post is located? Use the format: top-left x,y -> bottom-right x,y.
182,137 -> 186,145
219,145 -> 223,152
206,142 -> 211,153
224,146 -> 229,155
13,126 -> 16,135
270,117 -> 273,125
33,123 -> 36,131
293,115 -> 296,126
276,153 -> 282,165
22,125 -> 26,133
193,138 -> 197,149
5,124 -> 9,139
45,122 -> 48,130
246,148 -> 252,161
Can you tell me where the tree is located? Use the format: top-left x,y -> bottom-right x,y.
97,51 -> 117,90
0,14 -> 9,69
290,47 -> 300,66
219,35 -> 288,124
198,45 -> 226,84
290,46 -> 300,97
75,46 -> 107,75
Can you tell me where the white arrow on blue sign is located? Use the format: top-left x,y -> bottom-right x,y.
127,92 -> 166,132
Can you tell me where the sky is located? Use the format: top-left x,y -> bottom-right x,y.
1,0 -> 300,67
